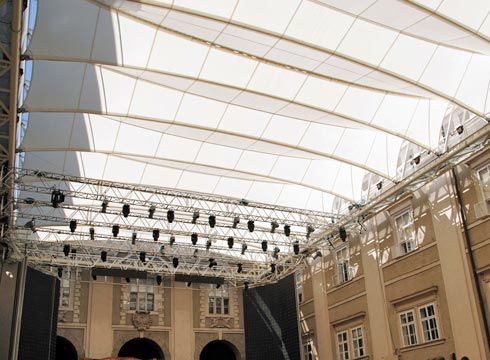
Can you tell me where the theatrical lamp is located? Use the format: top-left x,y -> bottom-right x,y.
206,239 -> 212,251
227,237 -> 234,249
208,258 -> 217,268
313,250 -> 322,260
186,282 -> 192,287
51,189 -> 65,208
241,243 -> 247,255
270,263 -> 276,273
63,244 -> 70,257
139,251 -> 146,263
24,218 -> 36,233
156,275 -> 162,286
152,229 -> 160,242
125,277 -> 130,283
339,227 -> 347,242
57,267 -> 63,278
376,181 -> 383,190
132,232 -> 137,245
261,240 -> 268,252
122,204 -> 130,218
237,263 -> 243,273
160,245 -> 165,254
306,225 -> 315,239
100,251 -> 107,262
112,224 -> 119,237
169,235 -> 175,246
192,211 -> 200,224
273,246 -> 280,259
270,221 -> 279,233
232,216 -> 240,228
71,248 -> 77,257
101,199 -> 108,213
412,154 -> 421,165
69,220 -> 77,233
284,225 -> 291,237
92,274 -> 97,281
244,282 -> 249,290
247,220 -> 255,232
293,241 -> 300,255
167,209 -> 175,223
148,205 -> 156,219
456,125 -> 464,135
216,283 -> 221,289
193,249 -> 199,258
89,227 -> 95,240
191,233 -> 198,245
208,215 -> 216,228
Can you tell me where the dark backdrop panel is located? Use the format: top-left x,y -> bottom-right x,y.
243,275 -> 300,360
18,267 -> 60,360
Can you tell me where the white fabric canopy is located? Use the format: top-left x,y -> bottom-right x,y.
20,0 -> 490,211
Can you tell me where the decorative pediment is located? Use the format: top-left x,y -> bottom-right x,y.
207,317 -> 232,329
132,312 -> 152,331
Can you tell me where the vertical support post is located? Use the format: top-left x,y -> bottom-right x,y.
9,258 -> 27,360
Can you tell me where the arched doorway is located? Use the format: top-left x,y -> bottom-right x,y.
199,340 -> 238,360
118,337 -> 164,360
56,336 -> 78,360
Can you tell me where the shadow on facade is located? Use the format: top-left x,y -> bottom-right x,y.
118,337 -> 164,360
199,340 -> 239,360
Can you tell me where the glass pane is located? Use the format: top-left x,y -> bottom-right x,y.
224,298 -> 229,315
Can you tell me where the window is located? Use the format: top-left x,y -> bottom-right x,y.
477,163 -> 490,198
400,310 -> 418,346
337,331 -> 349,360
419,304 -> 439,342
394,209 -> 417,255
398,303 -> 440,347
336,246 -> 351,284
129,278 -> 155,312
296,272 -> 303,304
336,326 -> 366,360
351,327 -> 365,358
303,340 -> 314,360
208,285 -> 229,315
59,268 -> 73,309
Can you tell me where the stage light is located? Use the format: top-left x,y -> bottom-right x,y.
169,235 -> 175,246
273,247 -> 280,259
208,215 -> 216,228
192,211 -> 199,224
132,232 -> 137,245
92,274 -> 97,281
63,244 -> 70,257
51,189 -> 65,208
244,282 -> 249,290
125,277 -> 130,283
227,237 -> 234,249
339,227 -> 347,242
148,205 -> 156,219
261,240 -> 268,252
241,243 -> 247,255
232,217 -> 240,228
152,229 -> 160,242
57,267 -> 63,278
112,225 -> 119,237
172,257 -> 179,268
240,198 -> 249,206
191,233 -> 198,245
306,225 -> 315,239
237,263 -> 242,273
160,245 -> 165,254
456,125 -> 464,135
206,239 -> 211,251
412,154 -> 420,165
139,251 -> 146,263
293,241 -> 299,255
101,251 -> 107,262
208,258 -> 217,268
156,275 -> 162,286
71,248 -> 76,257
270,263 -> 276,273
376,181 -> 383,190
193,249 -> 198,258
247,220 -> 255,232
89,227 -> 95,240
167,210 -> 174,223
313,250 -> 322,260
69,220 -> 77,233
101,199 -> 108,213
216,283 -> 221,289
270,221 -> 279,233
24,218 -> 36,233
186,282 -> 192,287
122,204 -> 130,218
284,225 -> 291,237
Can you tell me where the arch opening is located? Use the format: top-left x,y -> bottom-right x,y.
118,337 -> 164,360
199,340 -> 238,360
56,336 -> 78,360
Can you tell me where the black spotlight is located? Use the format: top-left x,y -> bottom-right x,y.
241,243 -> 247,255
156,275 -> 162,286
51,190 -> 65,208
376,181 -> 383,190
244,282 -> 249,290
208,258 -> 217,268
139,251 -> 146,263
306,225 -> 315,239
167,209 -> 175,223
132,232 -> 137,245
191,233 -> 198,245
206,239 -> 212,251
160,245 -> 165,254
208,215 -> 216,228
273,246 -> 280,259
232,216 -> 240,228
261,240 -> 268,252
227,237 -> 234,249
89,227 -> 95,240
173,257 -> 179,268
169,235 -> 175,246
270,221 -> 279,233
148,205 -> 156,219
63,244 -> 70,257
122,204 -> 130,218
456,124 -> 464,135
186,282 -> 192,287
284,225 -> 291,237
112,224 -> 119,237
216,283 -> 221,289
247,220 -> 255,232
313,250 -> 322,259
153,229 -> 160,242
101,199 -> 108,213
293,241 -> 299,255
270,263 -> 276,273
69,220 -> 77,233
101,250 -> 107,262
237,263 -> 243,273
412,154 -> 421,165
339,227 -> 347,242
92,274 -> 97,281
192,211 -> 200,224
125,277 -> 130,283
57,267 -> 63,278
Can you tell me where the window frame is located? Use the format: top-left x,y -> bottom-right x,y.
351,326 -> 365,358
393,208 -> 417,255
476,162 -> 490,200
335,324 -> 367,360
337,330 -> 350,360
302,339 -> 314,360
128,278 -> 155,313
418,303 -> 440,343
398,302 -> 441,348
208,284 -> 230,316
59,267 -> 74,310
399,309 -> 418,347
296,272 -> 304,304
336,245 -> 351,284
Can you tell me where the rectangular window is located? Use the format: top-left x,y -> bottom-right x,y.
419,304 -> 439,342
337,331 -> 349,360
208,285 -> 229,315
400,310 -> 418,346
351,327 -> 364,358
129,278 -> 155,312
60,268 -> 72,309
296,272 -> 304,304
477,163 -> 490,197
394,209 -> 417,254
336,247 -> 350,284
303,340 -> 313,360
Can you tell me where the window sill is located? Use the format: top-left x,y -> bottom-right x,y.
399,338 -> 445,352
126,310 -> 158,315
206,314 -> 232,318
